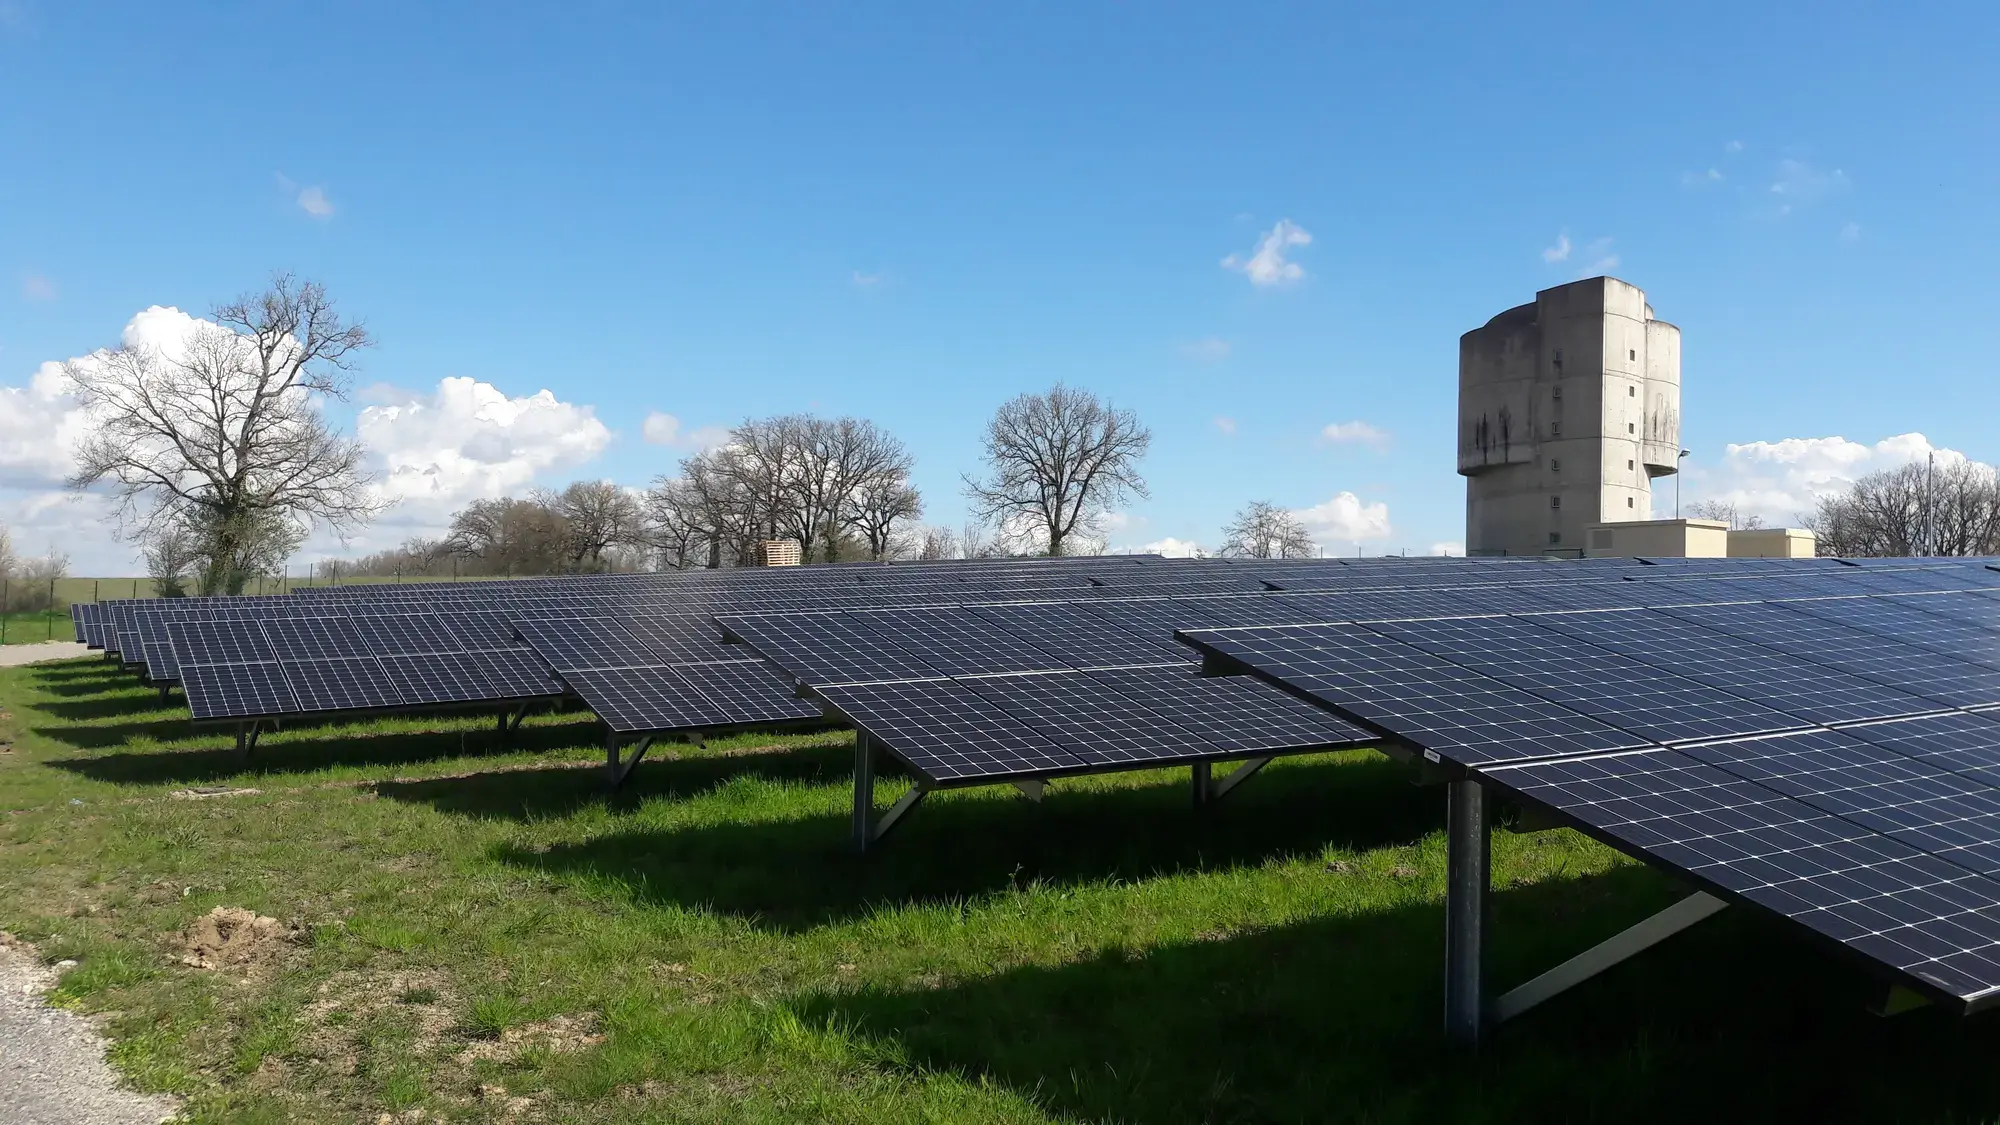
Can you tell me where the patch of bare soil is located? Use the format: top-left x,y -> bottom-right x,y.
174,906 -> 297,971
300,969 -> 459,1077
457,1013 -> 605,1064
167,786 -> 262,801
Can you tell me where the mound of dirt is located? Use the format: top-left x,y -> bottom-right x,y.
176,906 -> 296,970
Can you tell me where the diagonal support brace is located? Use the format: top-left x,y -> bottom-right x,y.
605,734 -> 655,789
852,732 -> 928,852
1192,757 -> 1273,807
1492,891 -> 1727,1024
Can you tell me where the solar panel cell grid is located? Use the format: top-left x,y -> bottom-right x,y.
282,657 -> 405,712
667,660 -> 822,724
181,662 -> 299,721
812,678 -> 1082,782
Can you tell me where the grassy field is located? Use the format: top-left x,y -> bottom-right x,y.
4,659 -> 2000,1122
0,609 -> 75,645
1,575 -> 510,644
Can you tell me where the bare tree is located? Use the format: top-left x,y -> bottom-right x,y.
914,525 -> 958,561
1683,499 -> 1766,531
539,480 -> 643,570
1221,501 -> 1316,559
0,522 -> 14,582
963,385 -> 1150,556
1804,460 -> 2000,557
143,524 -> 202,597
6,548 -> 68,612
446,497 -> 570,575
64,275 -> 379,593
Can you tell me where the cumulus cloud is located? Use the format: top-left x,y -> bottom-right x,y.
1180,337 -> 1231,362
1689,432 -> 1987,527
1680,168 -> 1724,187
851,270 -> 883,288
1213,416 -> 1238,437
357,377 -> 613,520
1579,237 -> 1619,276
1429,541 -> 1466,557
1290,492 -> 1392,547
642,411 -> 683,445
1140,537 -> 1204,558
1221,220 -> 1311,286
1321,420 -> 1390,450
1541,233 -> 1572,263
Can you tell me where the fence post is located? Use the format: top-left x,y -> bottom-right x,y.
47,577 -> 55,639
1,578 -> 8,644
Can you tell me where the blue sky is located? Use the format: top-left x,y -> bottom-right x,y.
3,2 -> 1996,570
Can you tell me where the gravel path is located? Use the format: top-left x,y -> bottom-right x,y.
0,941 -> 179,1124
0,643 -> 91,667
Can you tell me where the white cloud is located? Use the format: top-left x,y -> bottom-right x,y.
1213,416 -> 1238,437
1679,168 -> 1724,187
1321,420 -> 1391,450
297,185 -> 335,219
1139,537 -> 1204,558
642,411 -> 682,445
1725,140 -> 1745,153
1221,219 -> 1311,286
1541,233 -> 1572,263
641,410 -> 731,454
1579,237 -> 1618,276
358,377 -> 613,521
1428,541 -> 1466,557
851,270 -> 883,288
1690,432 -> 1986,528
1770,159 -> 1847,211
1180,337 -> 1231,361
21,274 -> 55,301
1290,492 -> 1392,547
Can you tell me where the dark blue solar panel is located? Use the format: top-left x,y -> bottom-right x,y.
811,678 -> 1082,783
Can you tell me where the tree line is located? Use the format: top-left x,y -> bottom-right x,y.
50,273 -> 2000,589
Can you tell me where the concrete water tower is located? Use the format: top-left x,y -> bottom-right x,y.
1457,277 -> 1682,556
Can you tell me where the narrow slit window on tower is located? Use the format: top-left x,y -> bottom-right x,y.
1629,385 -> 1637,397
1629,349 -> 1637,361
1552,385 -> 1562,399
1628,459 -> 1635,470
1628,423 -> 1636,433
1551,458 -> 1561,472
1549,532 -> 1561,545
1552,421 -> 1561,437
1550,495 -> 1561,510
1627,497 -> 1635,508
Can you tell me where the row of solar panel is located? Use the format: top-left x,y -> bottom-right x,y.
178,648 -> 565,722
1171,589 -> 2000,1008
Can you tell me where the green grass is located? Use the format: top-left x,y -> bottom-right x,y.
5,658 -> 2000,1122
0,610 -> 74,645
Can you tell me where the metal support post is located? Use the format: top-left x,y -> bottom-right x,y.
1444,778 -> 1490,1047
605,733 -> 654,788
852,732 -> 927,852
1190,761 -> 1213,809
1493,892 -> 1726,1024
852,732 -> 876,852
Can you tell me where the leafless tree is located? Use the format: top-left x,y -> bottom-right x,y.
446,497 -> 570,575
0,522 -> 14,582
914,525 -> 958,561
538,480 -> 643,570
1683,499 -> 1766,531
964,385 -> 1150,556
642,476 -> 708,570
1803,460 -> 2000,557
1220,501 -> 1316,559
144,523 -> 202,597
64,275 -> 380,593
6,548 -> 68,612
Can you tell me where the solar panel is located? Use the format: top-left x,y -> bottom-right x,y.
667,660 -> 822,724
168,619 -> 276,665
811,677 -> 1083,782
1529,608 -> 1948,726
466,648 -> 566,699
847,607 -> 1069,677
1658,601 -> 2000,709
1843,712 -> 2000,789
514,616 -> 662,672
377,652 -> 496,705
1182,622 -> 1648,765
1363,615 -> 1812,746
281,657 -> 405,712
1083,665 -> 1375,753
617,613 -> 738,663
260,615 -> 371,660
349,612 -> 464,656
559,666 -> 734,733
1484,745 -> 2000,1002
715,612 -> 945,686
959,671 -> 1217,766
436,611 -> 519,650
181,662 -> 299,721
